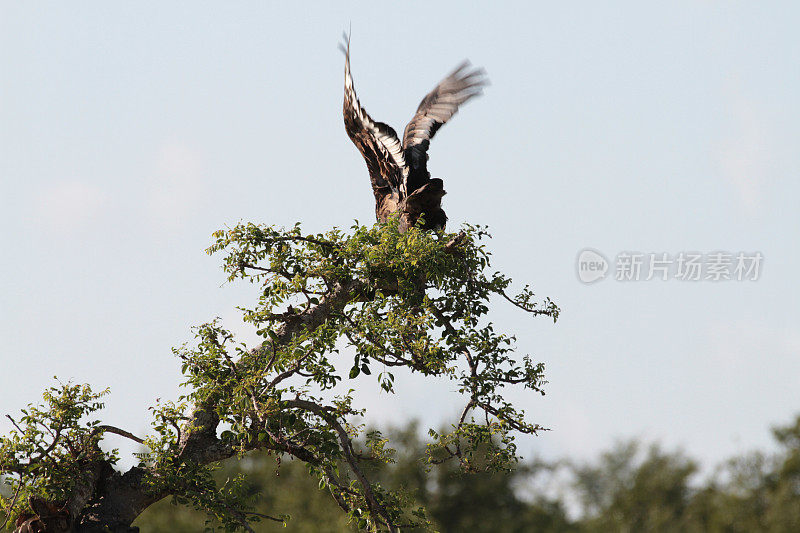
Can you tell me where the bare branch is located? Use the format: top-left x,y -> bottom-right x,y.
245,510 -> 285,522
443,231 -> 466,253
95,425 -> 145,445
4,415 -> 23,435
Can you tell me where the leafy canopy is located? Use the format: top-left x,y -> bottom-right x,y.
1,219 -> 558,532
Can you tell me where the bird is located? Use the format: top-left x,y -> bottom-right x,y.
340,34 -> 488,232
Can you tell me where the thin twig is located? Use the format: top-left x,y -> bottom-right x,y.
5,415 -> 24,434
286,399 -> 399,532
0,475 -> 22,530
245,511 -> 284,522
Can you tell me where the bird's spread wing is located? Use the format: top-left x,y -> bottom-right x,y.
402,61 -> 487,192
341,34 -> 406,199
403,61 -> 488,149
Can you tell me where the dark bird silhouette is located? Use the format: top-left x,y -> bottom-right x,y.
341,34 -> 488,232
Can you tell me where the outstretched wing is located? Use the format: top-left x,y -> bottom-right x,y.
341,34 -> 406,200
402,61 -> 487,192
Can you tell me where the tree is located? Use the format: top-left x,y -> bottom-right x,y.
130,413 -> 800,532
564,416 -> 800,532
0,218 -> 559,532
684,415 -> 800,532
571,441 -> 698,532
133,421 -> 572,533
133,450 -> 351,532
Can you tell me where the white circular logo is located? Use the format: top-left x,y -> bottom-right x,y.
577,249 -> 608,284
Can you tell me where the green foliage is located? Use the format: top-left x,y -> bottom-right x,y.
135,415 -> 800,533
156,219 -> 555,529
573,442 -> 697,532
135,423 -> 569,533
0,383 -> 115,527
568,417 -> 800,532
680,416 -> 800,533
1,219 -> 558,531
134,452 -> 352,533
6,217 -> 797,532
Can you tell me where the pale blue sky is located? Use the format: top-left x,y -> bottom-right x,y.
2,2 -> 799,473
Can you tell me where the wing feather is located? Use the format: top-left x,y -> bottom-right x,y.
341,34 -> 406,198
402,61 -> 488,192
